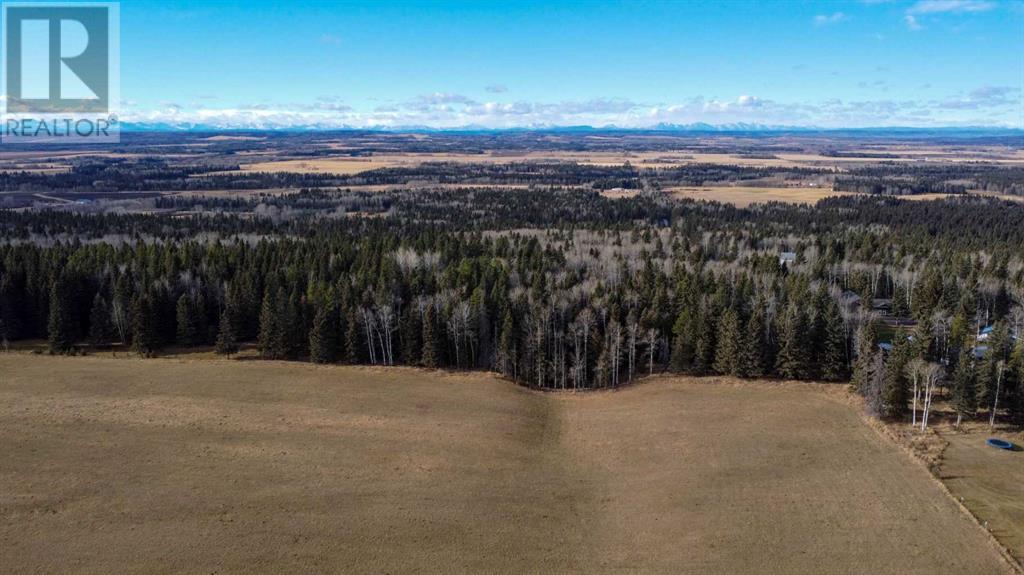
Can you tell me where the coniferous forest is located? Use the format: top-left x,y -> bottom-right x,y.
2,132 -> 1024,429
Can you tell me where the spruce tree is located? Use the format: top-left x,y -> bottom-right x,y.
1008,340 -> 1024,425
0,275 -> 23,341
400,305 -> 423,365
497,308 -> 516,378
47,276 -> 75,354
152,287 -> 176,345
820,296 -> 848,381
776,302 -> 809,380
258,290 -> 281,359
739,304 -> 766,378
951,349 -> 978,428
883,337 -> 911,418
864,350 -> 887,418
88,293 -> 114,346
283,287 -> 306,359
976,322 -> 1009,412
131,293 -> 160,357
713,308 -> 742,376
175,294 -> 202,347
670,308 -> 695,373
309,302 -> 340,364
344,306 -> 361,364
692,305 -> 716,375
215,307 -> 239,355
670,277 -> 701,374
851,319 -> 879,392
421,305 -> 440,368
891,284 -> 910,318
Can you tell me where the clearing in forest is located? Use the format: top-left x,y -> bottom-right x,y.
668,185 -> 856,206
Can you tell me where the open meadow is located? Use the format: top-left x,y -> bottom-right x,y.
667,185 -> 856,206
0,354 -> 1016,574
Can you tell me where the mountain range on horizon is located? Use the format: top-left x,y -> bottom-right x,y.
118,120 -> 1024,135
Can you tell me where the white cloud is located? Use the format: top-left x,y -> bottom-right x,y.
485,84 -> 508,94
307,98 -> 352,112
736,95 -> 765,107
907,0 -> 994,14
414,92 -> 477,106
938,85 -> 1020,109
903,0 -> 995,28
318,34 -> 342,46
118,87 -> 1021,130
813,12 -> 847,26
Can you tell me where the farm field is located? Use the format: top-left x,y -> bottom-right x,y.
668,185 -> 856,206
234,146 -> 1024,176
0,355 -> 1015,574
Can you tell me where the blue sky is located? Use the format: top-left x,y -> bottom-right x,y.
116,0 -> 1023,128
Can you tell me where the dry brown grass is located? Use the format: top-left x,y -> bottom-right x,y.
937,427 -> 1024,565
669,185 -> 857,207
202,135 -> 267,142
234,146 -> 1024,176
0,355 -> 1014,574
598,188 -> 640,199
238,151 -> 802,175
242,157 -> 399,174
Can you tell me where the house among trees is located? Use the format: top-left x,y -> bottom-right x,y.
839,290 -> 861,311
778,252 -> 797,266
872,298 -> 892,313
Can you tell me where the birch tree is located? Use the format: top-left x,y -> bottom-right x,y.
919,362 -> 944,431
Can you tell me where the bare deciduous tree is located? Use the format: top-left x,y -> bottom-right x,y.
905,358 -> 925,428
646,328 -> 659,376
919,362 -> 944,432
990,360 -> 1006,430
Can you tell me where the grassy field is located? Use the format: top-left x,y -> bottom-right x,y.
939,428 -> 1024,564
669,185 -> 855,206
0,355 -> 1016,574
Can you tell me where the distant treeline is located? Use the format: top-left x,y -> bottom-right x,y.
834,165 -> 1024,196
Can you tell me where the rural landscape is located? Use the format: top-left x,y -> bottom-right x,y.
2,0 -> 1023,573
3,128 -> 1024,573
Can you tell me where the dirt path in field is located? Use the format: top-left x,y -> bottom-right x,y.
0,355 -> 1015,574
